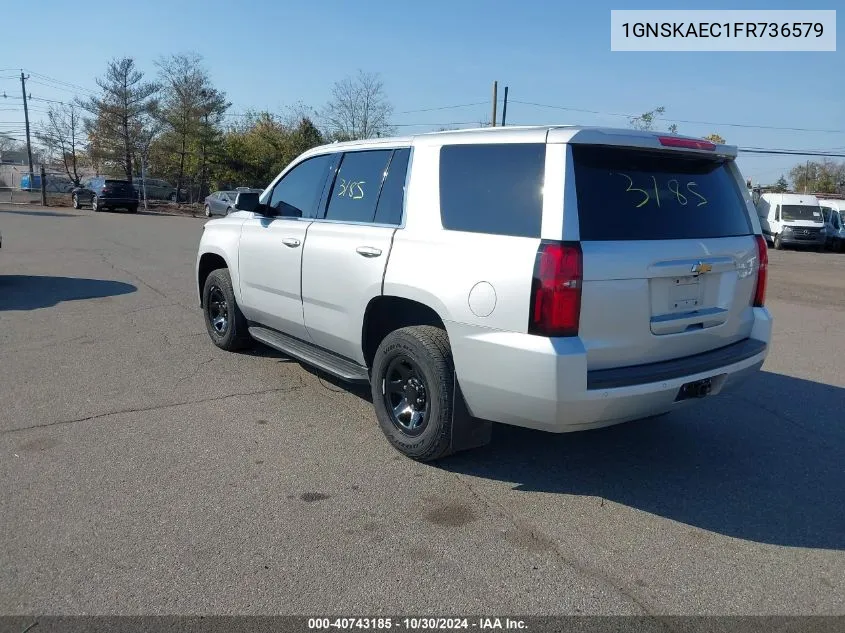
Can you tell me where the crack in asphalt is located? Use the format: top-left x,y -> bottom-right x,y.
94,250 -> 168,299
457,477 -> 662,619
0,384 -> 304,435
174,357 -> 216,388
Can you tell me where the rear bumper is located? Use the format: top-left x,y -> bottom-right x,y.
99,197 -> 137,205
447,307 -> 772,433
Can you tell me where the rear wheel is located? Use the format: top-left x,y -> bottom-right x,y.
202,268 -> 251,351
71,193 -> 79,209
225,207 -> 233,216
127,205 -> 138,213
169,192 -> 177,202
773,233 -> 783,250
204,205 -> 211,217
371,326 -> 457,462
91,196 -> 99,212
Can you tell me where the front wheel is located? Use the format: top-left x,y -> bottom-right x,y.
72,193 -> 79,209
773,233 -> 783,250
169,192 -> 177,202
225,207 -> 233,216
127,205 -> 138,213
371,326 -> 457,462
91,196 -> 99,212
202,268 -> 251,351
204,205 -> 211,217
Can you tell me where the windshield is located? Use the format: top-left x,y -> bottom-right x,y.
781,205 -> 823,223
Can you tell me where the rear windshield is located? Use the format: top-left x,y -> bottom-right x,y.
781,205 -> 823,223
105,179 -> 130,185
572,145 -> 752,241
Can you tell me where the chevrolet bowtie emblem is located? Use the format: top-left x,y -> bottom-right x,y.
691,262 -> 713,274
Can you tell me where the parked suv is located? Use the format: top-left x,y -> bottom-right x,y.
72,177 -> 138,213
195,126 -> 772,461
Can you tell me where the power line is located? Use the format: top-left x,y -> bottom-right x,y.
509,99 -> 845,135
397,101 -> 489,114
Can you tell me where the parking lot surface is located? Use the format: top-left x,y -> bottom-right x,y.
1,205 -> 844,615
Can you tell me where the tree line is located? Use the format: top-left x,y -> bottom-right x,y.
35,55 -> 393,202
29,70 -> 845,200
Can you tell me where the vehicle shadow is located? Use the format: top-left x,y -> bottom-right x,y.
438,370 -> 845,550
0,209 -> 78,217
0,275 -> 137,311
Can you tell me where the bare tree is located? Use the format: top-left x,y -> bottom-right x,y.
321,71 -> 394,140
77,57 -> 159,183
37,104 -> 85,186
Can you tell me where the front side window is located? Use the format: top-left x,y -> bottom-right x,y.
439,143 -> 545,238
269,154 -> 334,218
324,150 -> 393,223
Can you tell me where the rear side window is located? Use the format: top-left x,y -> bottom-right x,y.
439,143 -> 545,238
325,150 -> 392,223
572,145 -> 752,241
374,149 -> 411,225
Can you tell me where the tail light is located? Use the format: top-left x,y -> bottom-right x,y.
753,234 -> 768,307
529,241 -> 582,337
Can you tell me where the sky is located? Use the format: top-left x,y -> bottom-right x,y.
1,0 -> 843,184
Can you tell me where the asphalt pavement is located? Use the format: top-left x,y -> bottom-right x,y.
1,204 -> 843,616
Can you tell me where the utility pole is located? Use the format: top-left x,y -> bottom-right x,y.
39,164 -> 46,206
805,159 -> 809,194
20,71 -> 34,189
501,86 -> 509,126
491,81 -> 498,127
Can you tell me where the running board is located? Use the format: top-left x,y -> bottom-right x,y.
248,326 -> 369,383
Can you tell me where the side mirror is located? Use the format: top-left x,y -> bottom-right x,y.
234,191 -> 263,213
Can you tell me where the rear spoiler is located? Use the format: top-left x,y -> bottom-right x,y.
548,128 -> 737,159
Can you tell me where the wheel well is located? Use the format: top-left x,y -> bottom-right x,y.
362,296 -> 446,368
197,253 -> 228,305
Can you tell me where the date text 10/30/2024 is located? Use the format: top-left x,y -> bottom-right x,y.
307,618 -> 528,630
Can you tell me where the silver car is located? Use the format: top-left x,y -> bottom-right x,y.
135,178 -> 179,201
195,126 -> 772,461
203,191 -> 240,217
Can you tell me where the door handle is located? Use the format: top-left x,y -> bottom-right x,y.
282,238 -> 301,248
356,246 -> 382,258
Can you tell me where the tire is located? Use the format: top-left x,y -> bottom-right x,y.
371,325 -> 457,462
773,233 -> 783,250
204,205 -> 211,217
92,196 -> 99,212
225,207 -> 233,216
169,192 -> 177,202
202,268 -> 251,351
127,205 -> 138,213
72,193 -> 79,209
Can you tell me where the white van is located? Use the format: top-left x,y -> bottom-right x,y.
817,198 -> 845,252
756,193 -> 826,250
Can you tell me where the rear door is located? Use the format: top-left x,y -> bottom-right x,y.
568,143 -> 760,370
301,148 -> 409,363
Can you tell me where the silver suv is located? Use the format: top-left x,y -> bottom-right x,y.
195,126 -> 772,461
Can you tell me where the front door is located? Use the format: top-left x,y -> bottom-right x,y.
236,153 -> 337,340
